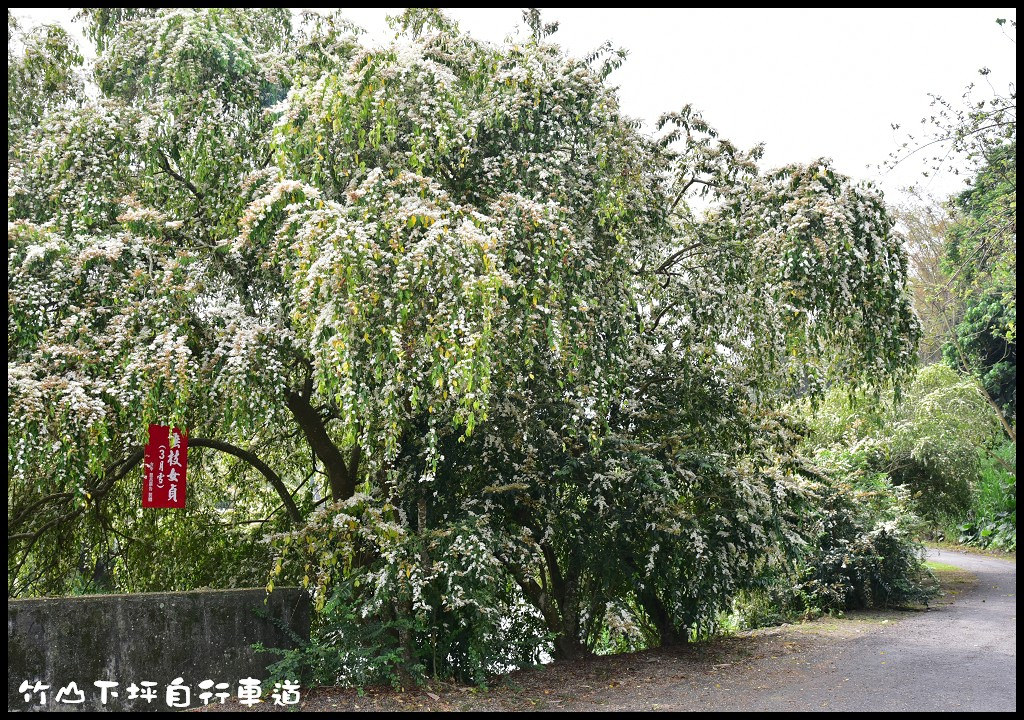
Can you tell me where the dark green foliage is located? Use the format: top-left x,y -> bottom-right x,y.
951,441 -> 1017,551
258,579 -> 423,690
944,293 -> 1016,422
941,137 -> 1016,429
944,141 -> 1016,295
795,471 -> 937,611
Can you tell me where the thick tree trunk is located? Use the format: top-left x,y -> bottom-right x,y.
284,388 -> 355,502
552,635 -> 589,660
538,546 -> 592,660
504,560 -> 591,660
555,575 -> 587,658
638,589 -> 687,647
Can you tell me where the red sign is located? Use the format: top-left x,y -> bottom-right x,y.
142,424 -> 188,508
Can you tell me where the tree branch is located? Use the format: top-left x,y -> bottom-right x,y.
190,437 -> 302,522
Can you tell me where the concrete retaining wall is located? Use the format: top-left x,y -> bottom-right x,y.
8,587 -> 310,712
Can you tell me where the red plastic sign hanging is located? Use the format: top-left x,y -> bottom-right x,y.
142,424 -> 188,508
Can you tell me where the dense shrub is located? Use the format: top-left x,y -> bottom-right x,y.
794,460 -> 936,610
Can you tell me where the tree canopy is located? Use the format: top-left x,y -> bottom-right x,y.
8,8 -> 921,672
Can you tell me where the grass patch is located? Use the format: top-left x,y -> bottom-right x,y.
922,557 -> 978,607
923,560 -> 961,572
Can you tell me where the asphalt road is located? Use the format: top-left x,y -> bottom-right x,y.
715,547 -> 1017,712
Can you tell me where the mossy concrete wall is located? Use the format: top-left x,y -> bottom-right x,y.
8,588 -> 310,712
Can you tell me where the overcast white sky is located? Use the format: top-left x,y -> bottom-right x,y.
11,7 -> 1017,205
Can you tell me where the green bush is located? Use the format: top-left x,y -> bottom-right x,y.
257,578 -> 424,690
729,576 -> 815,631
794,457 -> 938,611
264,506 -> 550,688
952,441 -> 1016,551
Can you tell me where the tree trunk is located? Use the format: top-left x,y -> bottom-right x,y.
284,388 -> 355,501
553,635 -> 589,660
639,589 -> 687,647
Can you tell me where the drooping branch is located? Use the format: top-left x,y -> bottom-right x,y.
7,436 -> 301,548
189,437 -> 302,522
7,448 -> 144,591
155,148 -> 202,200
9,449 -> 145,538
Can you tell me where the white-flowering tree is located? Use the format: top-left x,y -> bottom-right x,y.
9,8 -> 918,672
